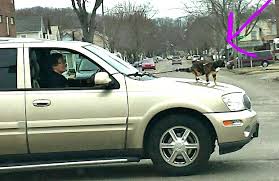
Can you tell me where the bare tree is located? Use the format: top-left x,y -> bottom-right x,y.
183,0 -> 264,47
71,0 -> 103,42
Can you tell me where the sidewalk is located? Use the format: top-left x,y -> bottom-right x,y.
225,63 -> 279,75
222,63 -> 279,82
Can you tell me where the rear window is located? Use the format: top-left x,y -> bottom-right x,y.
0,49 -> 17,90
256,51 -> 271,58
143,59 -> 153,63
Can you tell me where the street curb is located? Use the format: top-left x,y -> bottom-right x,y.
224,68 -> 279,75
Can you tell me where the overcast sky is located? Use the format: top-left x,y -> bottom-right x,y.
14,0 -> 186,19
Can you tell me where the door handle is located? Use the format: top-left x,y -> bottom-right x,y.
33,99 -> 51,107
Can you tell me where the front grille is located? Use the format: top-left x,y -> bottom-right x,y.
243,94 -> 252,109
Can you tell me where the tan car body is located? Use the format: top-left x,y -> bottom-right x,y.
0,39 -> 258,158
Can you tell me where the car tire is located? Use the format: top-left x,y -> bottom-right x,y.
262,61 -> 269,67
142,69 -> 144,71
147,114 -> 212,176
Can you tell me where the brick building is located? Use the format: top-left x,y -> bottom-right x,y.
0,0 -> 16,37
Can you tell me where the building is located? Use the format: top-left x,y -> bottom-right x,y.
0,0 -> 16,37
16,16 -> 50,39
49,26 -> 61,41
238,19 -> 277,52
61,28 -> 108,47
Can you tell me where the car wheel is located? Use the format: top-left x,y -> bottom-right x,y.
262,61 -> 269,67
142,68 -> 144,71
147,114 -> 212,176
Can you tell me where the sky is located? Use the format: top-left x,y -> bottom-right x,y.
14,0 -> 186,19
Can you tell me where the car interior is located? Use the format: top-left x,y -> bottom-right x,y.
29,48 -> 107,89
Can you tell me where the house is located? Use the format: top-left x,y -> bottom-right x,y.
61,29 -> 83,41
49,26 -> 61,41
238,19 -> 277,51
61,28 -> 108,47
16,16 -> 50,39
0,0 -> 16,37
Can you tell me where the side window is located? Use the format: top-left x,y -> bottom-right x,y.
30,48 -> 107,89
0,49 -> 17,90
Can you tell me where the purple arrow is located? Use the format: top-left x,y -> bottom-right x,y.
227,0 -> 272,58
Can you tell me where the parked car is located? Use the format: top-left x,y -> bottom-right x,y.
192,55 -> 201,63
167,55 -> 173,60
133,61 -> 142,68
187,55 -> 193,60
172,56 -> 182,65
142,58 -> 156,71
227,50 -> 275,69
0,38 -> 258,175
154,56 -> 164,62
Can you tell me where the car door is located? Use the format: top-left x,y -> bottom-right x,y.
0,44 -> 28,155
24,47 -> 129,153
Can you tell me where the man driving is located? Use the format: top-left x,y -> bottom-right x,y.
43,53 -> 68,88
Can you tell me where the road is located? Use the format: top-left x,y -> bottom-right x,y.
1,60 -> 279,181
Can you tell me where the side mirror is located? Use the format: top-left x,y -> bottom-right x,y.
94,72 -> 112,86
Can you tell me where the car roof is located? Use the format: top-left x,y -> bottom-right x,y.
0,38 -> 91,47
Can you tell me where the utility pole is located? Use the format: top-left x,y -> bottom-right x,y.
102,0 -> 106,49
276,0 -> 279,37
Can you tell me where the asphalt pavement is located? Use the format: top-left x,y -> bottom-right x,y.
1,59 -> 279,181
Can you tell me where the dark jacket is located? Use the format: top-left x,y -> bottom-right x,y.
40,71 -> 68,88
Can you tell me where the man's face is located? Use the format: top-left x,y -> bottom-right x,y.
53,57 -> 66,74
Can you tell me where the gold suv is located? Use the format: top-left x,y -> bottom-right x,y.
0,38 -> 259,175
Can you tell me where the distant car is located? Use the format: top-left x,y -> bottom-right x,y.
167,55 -> 173,60
192,55 -> 201,63
155,56 -> 164,62
172,56 -> 182,65
187,55 -> 193,60
227,50 -> 274,69
133,61 -> 141,68
142,58 -> 156,71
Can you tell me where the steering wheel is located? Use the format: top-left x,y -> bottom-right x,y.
87,68 -> 102,84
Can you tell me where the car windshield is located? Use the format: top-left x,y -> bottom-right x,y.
79,59 -> 99,71
143,59 -> 154,63
84,45 -> 138,75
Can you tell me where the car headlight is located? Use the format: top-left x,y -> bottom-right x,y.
222,93 -> 251,111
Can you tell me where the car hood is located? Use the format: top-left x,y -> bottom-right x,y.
127,76 -> 244,96
164,77 -> 244,94
126,76 -> 245,113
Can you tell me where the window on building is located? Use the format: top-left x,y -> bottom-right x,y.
10,17 -> 14,25
0,49 -> 17,89
0,15 -> 2,23
6,17 -> 10,36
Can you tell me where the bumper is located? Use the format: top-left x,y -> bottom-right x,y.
204,110 -> 259,155
142,66 -> 155,69
219,122 -> 259,154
